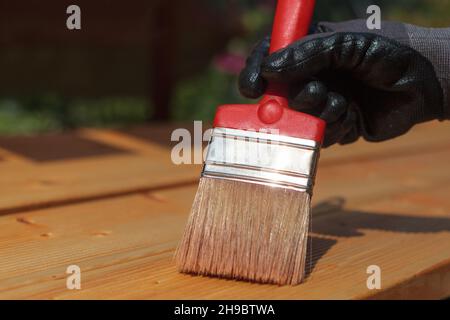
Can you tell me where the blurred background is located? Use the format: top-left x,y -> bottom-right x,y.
0,0 -> 448,135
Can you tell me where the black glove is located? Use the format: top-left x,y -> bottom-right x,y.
239,20 -> 448,147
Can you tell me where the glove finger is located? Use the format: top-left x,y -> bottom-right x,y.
291,81 -> 328,115
261,32 -> 375,82
262,31 -> 413,91
322,122 -> 342,147
238,36 -> 271,98
323,109 -> 358,147
320,92 -> 347,123
339,126 -> 360,145
337,110 -> 359,145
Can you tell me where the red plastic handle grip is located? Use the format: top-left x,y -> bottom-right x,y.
264,0 -> 315,101
269,0 -> 315,54
213,0 -> 325,142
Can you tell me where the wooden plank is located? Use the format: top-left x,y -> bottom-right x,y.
0,154 -> 199,215
319,120 -> 450,166
120,121 -> 450,164
1,143 -> 450,299
1,186 -> 449,299
0,121 -> 448,215
314,152 -> 450,207
0,130 -> 200,214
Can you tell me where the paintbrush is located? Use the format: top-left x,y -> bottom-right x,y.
176,0 -> 324,285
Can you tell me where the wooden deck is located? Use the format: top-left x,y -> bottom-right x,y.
0,121 -> 450,299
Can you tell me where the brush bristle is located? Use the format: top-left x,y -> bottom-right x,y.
175,177 -> 311,285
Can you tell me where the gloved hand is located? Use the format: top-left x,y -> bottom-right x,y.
239,20 -> 449,147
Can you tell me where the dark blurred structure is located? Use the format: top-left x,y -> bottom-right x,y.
0,0 -> 447,131
0,0 -> 242,122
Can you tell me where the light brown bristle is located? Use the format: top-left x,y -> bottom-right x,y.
175,177 -> 311,285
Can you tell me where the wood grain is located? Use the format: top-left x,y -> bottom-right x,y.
0,129 -> 201,214
0,121 -> 448,214
0,118 -> 449,299
0,183 -> 449,299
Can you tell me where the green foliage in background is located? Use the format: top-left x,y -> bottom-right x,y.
172,67 -> 251,121
0,95 -> 147,135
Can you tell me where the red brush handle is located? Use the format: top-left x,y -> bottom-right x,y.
269,0 -> 315,53
213,0 -> 325,142
263,0 -> 315,102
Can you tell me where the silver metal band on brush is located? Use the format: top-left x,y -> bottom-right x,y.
202,127 -> 321,193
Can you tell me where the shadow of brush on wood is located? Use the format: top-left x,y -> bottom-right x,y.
301,197 -> 450,278
304,235 -> 337,279
311,198 -> 450,238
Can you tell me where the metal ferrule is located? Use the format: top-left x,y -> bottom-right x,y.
202,127 -> 321,193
